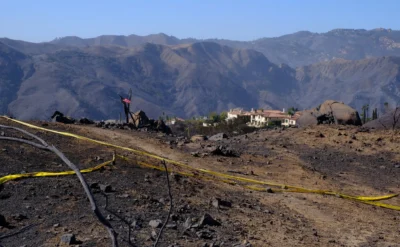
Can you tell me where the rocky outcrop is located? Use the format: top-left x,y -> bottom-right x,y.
297,100 -> 362,127
363,107 -> 400,130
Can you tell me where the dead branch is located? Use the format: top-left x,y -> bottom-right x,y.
392,107 -> 400,130
154,160 -> 173,247
0,124 -> 118,247
100,192 -> 136,247
0,223 -> 40,240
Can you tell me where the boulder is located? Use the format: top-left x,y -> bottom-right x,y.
296,111 -> 318,128
297,100 -> 361,127
318,100 -> 362,125
191,135 -> 208,142
60,234 -> 77,245
363,107 -> 400,130
209,133 -> 228,141
199,213 -> 221,227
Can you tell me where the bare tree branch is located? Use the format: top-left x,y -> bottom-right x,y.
0,125 -> 118,247
100,192 -> 136,247
392,107 -> 400,130
0,136 -> 48,150
0,124 -> 48,147
154,160 -> 173,247
0,223 -> 40,240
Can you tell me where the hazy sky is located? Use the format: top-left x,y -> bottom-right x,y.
1,0 -> 398,42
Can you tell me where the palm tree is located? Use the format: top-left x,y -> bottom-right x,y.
362,104 -> 368,124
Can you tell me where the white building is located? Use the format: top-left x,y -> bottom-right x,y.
248,109 -> 299,127
281,113 -> 301,127
227,108 -> 245,120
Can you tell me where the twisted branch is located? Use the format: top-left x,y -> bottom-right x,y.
0,124 -> 118,247
154,160 -> 173,247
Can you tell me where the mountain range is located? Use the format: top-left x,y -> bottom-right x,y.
1,28 -> 400,120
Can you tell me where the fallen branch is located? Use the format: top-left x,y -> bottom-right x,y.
100,192 -> 135,247
154,160 -> 173,247
0,223 -> 40,240
0,124 -> 118,247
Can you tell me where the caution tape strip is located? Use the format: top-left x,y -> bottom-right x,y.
0,156 -> 115,185
1,116 -> 399,211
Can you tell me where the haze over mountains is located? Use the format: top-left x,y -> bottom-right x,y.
1,28 -> 400,120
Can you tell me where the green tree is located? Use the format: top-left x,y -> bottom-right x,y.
362,104 -> 369,124
288,107 -> 298,116
372,108 -> 378,120
219,111 -> 228,121
208,112 -> 220,123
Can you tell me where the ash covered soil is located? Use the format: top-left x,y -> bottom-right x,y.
0,118 -> 399,247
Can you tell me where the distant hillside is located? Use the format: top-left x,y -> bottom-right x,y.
2,42 -> 298,120
47,29 -> 400,67
294,56 -> 400,111
1,36 -> 400,121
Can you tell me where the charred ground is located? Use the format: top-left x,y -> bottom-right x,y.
0,119 -> 399,247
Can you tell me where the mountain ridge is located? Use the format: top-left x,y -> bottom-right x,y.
4,28 -> 400,67
1,36 -> 400,120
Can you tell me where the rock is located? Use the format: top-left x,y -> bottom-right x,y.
191,151 -> 200,157
11,214 -> 27,221
177,140 -> 188,146
0,214 -> 8,226
90,182 -> 99,189
209,133 -> 228,141
199,214 -> 221,227
99,184 -> 112,193
297,100 -> 362,127
183,217 -> 192,229
131,220 -> 142,229
166,223 -> 177,229
206,145 -> 239,157
60,234 -> 77,245
211,198 -> 232,208
233,240 -> 252,247
95,156 -> 104,161
266,187 -> 274,193
318,100 -> 362,125
363,107 -> 400,130
191,135 -> 208,142
149,219 -> 163,228
171,214 -> 179,222
196,229 -> 213,239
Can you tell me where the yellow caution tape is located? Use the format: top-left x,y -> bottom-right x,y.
2,116 -> 399,211
0,156 -> 115,185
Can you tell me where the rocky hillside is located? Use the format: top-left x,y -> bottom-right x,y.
1,36 -> 400,121
47,29 -> 400,67
294,56 -> 400,111
1,41 -> 298,120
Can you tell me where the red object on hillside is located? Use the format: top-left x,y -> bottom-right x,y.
122,98 -> 131,104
